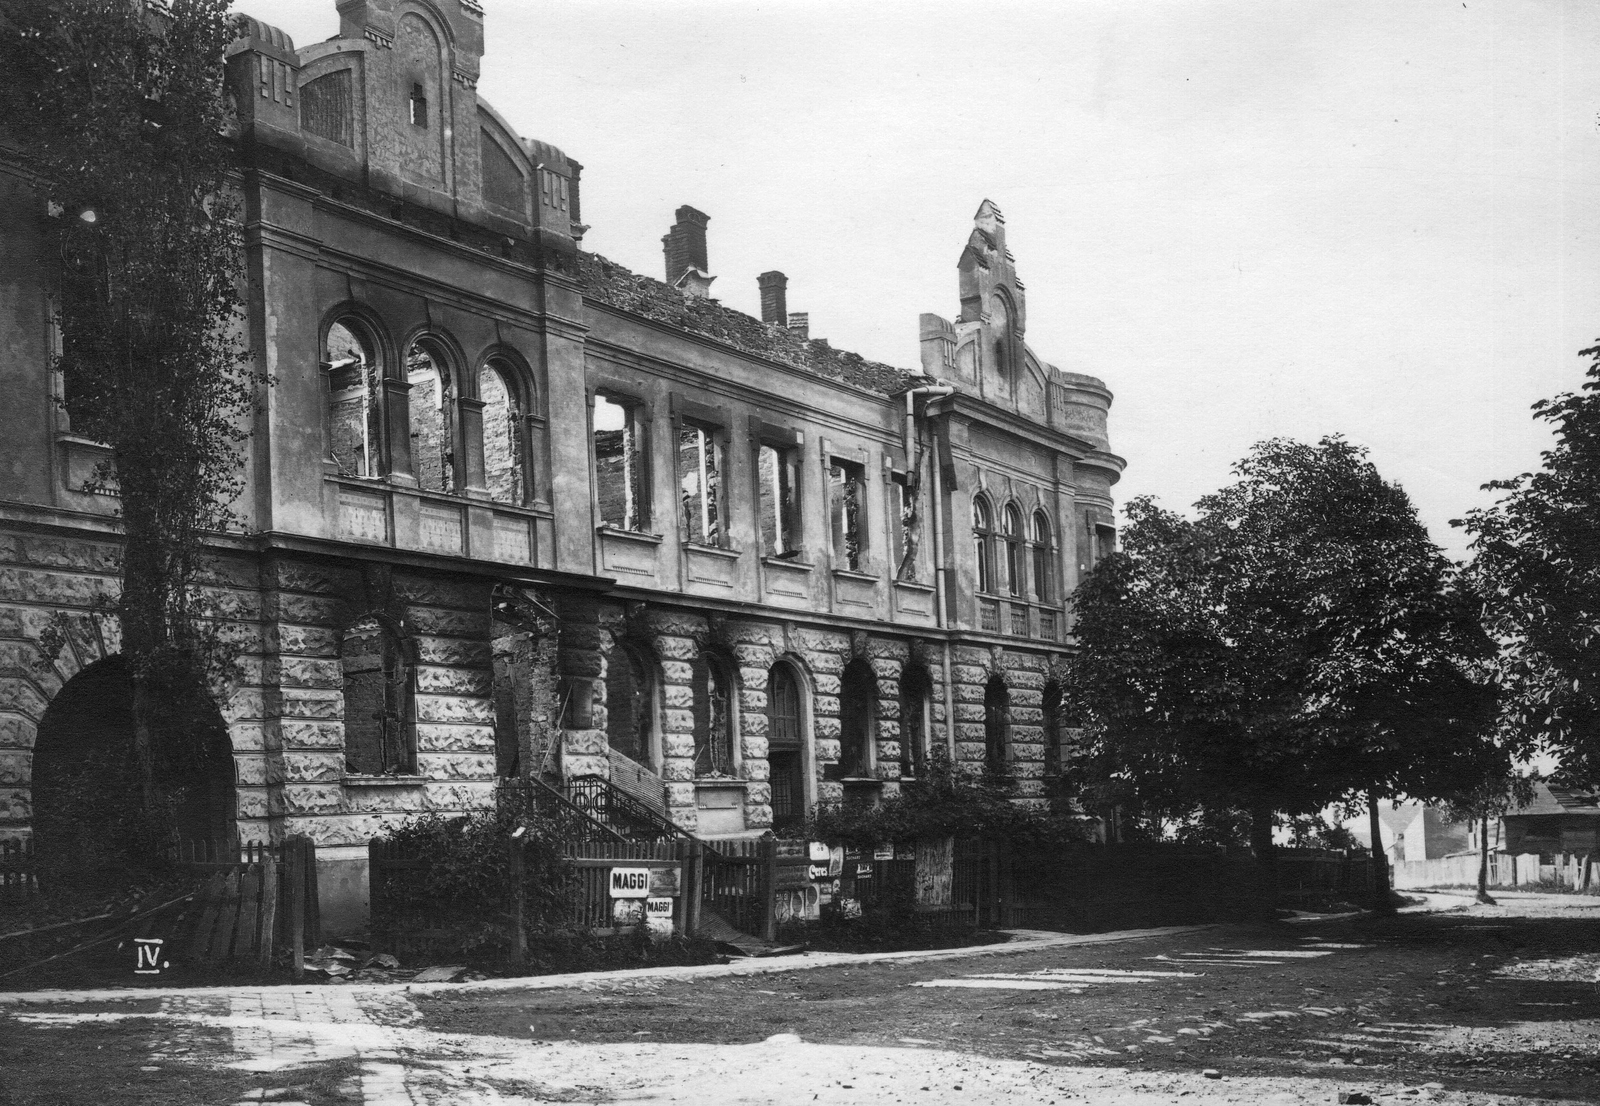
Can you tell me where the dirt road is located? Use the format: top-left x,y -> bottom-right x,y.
3,892 -> 1598,1105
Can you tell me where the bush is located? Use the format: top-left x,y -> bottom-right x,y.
796,747 -> 1094,850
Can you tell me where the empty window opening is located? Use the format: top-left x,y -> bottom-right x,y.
767,663 -> 805,828
326,319 -> 380,478
983,675 -> 1009,774
972,496 -> 996,594
828,459 -> 865,572
594,394 -> 646,531
895,470 -> 923,582
677,422 -> 722,544
406,341 -> 454,494
480,360 -> 525,505
342,617 -> 415,776
899,665 -> 932,778
758,443 -> 800,557
1042,679 -> 1063,777
606,644 -> 654,766
1003,504 -> 1025,597
840,658 -> 876,779
1031,511 -> 1054,604
409,82 -> 428,127
691,656 -> 735,776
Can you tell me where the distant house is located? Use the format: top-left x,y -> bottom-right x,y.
1390,806 -> 1470,864
1500,783 -> 1600,857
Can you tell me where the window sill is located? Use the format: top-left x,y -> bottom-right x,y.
693,777 -> 748,788
838,776 -> 884,787
597,526 -> 663,544
893,579 -> 935,593
344,774 -> 426,787
831,567 -> 879,582
683,541 -> 741,560
762,554 -> 813,571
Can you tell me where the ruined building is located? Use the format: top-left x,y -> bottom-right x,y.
0,1 -> 1121,925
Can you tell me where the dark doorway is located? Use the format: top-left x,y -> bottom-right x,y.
767,663 -> 806,828
840,658 -> 876,778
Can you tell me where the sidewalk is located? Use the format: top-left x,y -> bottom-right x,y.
0,924 -> 1216,1006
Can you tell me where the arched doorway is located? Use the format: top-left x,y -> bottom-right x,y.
31,656 -> 235,878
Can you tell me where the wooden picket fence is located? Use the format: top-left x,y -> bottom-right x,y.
169,836 -> 321,968
1394,851 -> 1600,893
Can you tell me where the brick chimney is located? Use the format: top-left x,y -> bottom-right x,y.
787,312 -> 809,340
661,205 -> 710,285
757,272 -> 788,326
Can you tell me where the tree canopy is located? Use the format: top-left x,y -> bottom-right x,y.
1067,437 -> 1503,849
0,0 -> 256,836
1457,340 -> 1600,782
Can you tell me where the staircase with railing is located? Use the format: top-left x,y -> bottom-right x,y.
565,774 -> 695,843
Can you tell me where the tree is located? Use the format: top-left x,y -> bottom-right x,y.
1067,437 -> 1503,907
1439,771 -> 1538,905
1457,340 -> 1600,782
0,0 -> 257,846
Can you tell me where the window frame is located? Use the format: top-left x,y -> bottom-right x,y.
983,675 -> 1010,775
592,390 -> 651,533
1030,509 -> 1055,604
339,614 -> 418,778
827,457 -> 867,573
1003,503 -> 1025,598
323,313 -> 387,481
756,439 -> 802,559
898,664 -> 932,779
839,657 -> 877,779
691,653 -> 738,777
676,417 -> 727,547
403,334 -> 460,496
972,495 -> 997,594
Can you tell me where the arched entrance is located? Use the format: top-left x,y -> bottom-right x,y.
31,656 -> 235,878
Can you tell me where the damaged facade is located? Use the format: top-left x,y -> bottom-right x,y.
0,1 -> 1121,927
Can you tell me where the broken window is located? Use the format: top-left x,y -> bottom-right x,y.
1031,511 -> 1054,604
828,459 -> 865,571
691,655 -> 734,775
972,496 -> 996,593
767,663 -> 805,828
1096,523 -> 1117,564
594,394 -> 647,531
840,658 -> 875,778
758,443 -> 800,557
479,360 -> 525,506
326,319 -> 381,478
341,617 -> 415,776
1003,504 -> 1025,597
984,675 -> 1009,774
894,469 -> 923,582
606,643 -> 654,766
406,340 -> 454,494
677,421 -> 723,545
409,82 -> 427,128
899,665 -> 931,778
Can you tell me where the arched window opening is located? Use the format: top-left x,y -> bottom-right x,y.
1003,504 -> 1025,597
691,655 -> 734,775
406,339 -> 454,494
899,665 -> 932,778
1042,679 -> 1063,777
606,644 -> 654,766
840,658 -> 876,779
480,359 -> 526,505
1031,510 -> 1054,603
342,616 -> 415,776
326,319 -> 380,478
983,675 -> 1009,774
767,663 -> 806,828
989,294 -> 1013,382
972,496 -> 996,594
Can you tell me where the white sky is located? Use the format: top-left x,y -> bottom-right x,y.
255,0 -> 1600,558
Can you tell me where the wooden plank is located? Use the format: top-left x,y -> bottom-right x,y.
233,862 -> 262,961
202,869 -> 241,964
257,856 -> 278,968
187,873 -> 227,962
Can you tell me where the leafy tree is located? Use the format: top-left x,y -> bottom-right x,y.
0,0 -> 257,841
1067,437 -> 1502,907
1456,340 -> 1600,782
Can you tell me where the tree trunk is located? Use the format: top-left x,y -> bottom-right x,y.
1368,790 -> 1395,915
1249,804 -> 1278,919
1477,813 -> 1497,905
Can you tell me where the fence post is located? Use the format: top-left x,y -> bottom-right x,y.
675,837 -> 691,936
687,840 -> 705,936
286,840 -> 306,979
508,831 -> 527,965
761,836 -> 778,943
301,837 -> 322,949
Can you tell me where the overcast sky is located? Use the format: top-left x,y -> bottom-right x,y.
258,0 -> 1600,559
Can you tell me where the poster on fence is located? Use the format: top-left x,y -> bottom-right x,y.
914,837 -> 954,908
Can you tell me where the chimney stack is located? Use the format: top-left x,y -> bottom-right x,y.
757,271 -> 788,326
662,205 -> 710,285
787,312 -> 809,340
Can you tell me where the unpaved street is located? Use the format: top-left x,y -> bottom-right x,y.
3,892 -> 1599,1105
